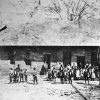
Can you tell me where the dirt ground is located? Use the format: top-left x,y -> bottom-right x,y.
0,75 -> 84,100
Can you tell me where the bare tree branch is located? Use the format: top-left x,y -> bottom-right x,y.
62,0 -> 97,27
47,0 -> 62,20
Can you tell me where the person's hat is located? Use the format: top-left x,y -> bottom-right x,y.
33,67 -> 36,70
18,64 -> 20,66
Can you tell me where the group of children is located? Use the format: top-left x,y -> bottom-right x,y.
73,64 -> 99,84
45,62 -> 99,84
9,64 -> 27,83
9,62 -> 99,85
9,64 -> 38,84
47,64 -> 73,84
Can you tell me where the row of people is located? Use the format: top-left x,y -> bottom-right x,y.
47,64 -> 73,84
9,66 -> 27,83
74,65 -> 99,81
9,66 -> 38,84
45,63 -> 99,84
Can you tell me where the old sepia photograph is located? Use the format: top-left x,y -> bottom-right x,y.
0,0 -> 100,100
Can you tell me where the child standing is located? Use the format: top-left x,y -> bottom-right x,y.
9,68 -> 14,83
24,69 -> 27,82
13,69 -> 17,83
19,69 -> 24,82
53,68 -> 57,83
33,67 -> 38,84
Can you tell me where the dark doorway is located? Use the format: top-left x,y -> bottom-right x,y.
24,49 -> 31,66
91,51 -> 98,66
63,49 -> 71,67
44,54 -> 51,69
9,51 -> 15,65
10,58 -> 15,65
24,58 -> 31,65
77,56 -> 85,68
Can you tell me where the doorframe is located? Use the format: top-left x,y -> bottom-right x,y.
44,53 -> 51,69
63,49 -> 71,67
77,56 -> 85,68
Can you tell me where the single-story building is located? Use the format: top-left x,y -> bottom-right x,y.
0,46 -> 99,69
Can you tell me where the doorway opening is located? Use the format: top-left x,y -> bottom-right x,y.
91,51 -> 98,66
9,51 -> 15,65
44,54 -> 51,69
63,50 -> 71,67
24,49 -> 31,66
77,56 -> 85,68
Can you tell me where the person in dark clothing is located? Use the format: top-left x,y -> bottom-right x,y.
59,64 -> 64,84
73,68 -> 76,80
95,66 -> 99,78
59,65 -> 63,72
40,65 -> 45,76
60,70 -> 64,84
84,69 -> 90,84
68,70 -> 72,84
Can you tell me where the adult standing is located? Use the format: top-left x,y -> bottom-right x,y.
40,64 -> 45,76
